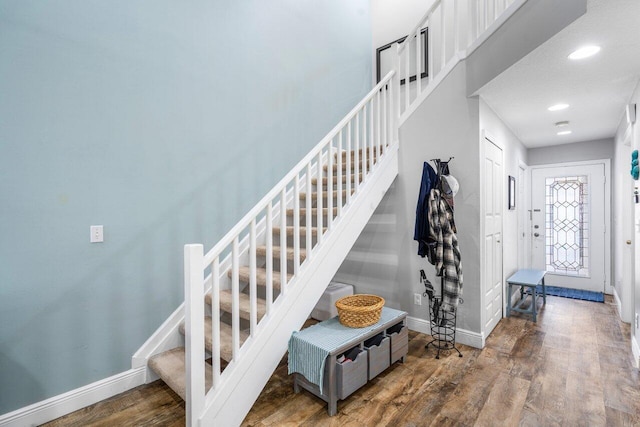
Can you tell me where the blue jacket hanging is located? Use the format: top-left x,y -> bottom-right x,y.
414,162 -> 439,259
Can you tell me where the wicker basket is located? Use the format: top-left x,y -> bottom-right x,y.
335,294 -> 385,328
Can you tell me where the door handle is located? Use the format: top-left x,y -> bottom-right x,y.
627,240 -> 632,245
534,233 -> 540,237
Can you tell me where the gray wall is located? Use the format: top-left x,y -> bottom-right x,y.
528,138 -> 614,165
0,1 -> 372,414
334,62 -> 483,333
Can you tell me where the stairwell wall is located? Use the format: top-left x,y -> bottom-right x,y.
0,1 -> 372,415
334,62 -> 484,336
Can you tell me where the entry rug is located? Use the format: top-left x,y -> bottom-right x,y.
536,285 -> 604,303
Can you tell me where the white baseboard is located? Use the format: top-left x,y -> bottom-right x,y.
632,335 -> 640,369
612,287 -> 622,319
407,316 -> 484,349
0,367 -> 146,427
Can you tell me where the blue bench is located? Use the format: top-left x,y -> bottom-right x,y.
506,269 -> 547,322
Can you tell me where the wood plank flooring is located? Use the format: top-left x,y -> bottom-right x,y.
43,295 -> 640,426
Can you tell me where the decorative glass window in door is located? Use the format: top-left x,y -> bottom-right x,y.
545,175 -> 589,276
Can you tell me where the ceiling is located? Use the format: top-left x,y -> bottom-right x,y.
478,0 -> 640,148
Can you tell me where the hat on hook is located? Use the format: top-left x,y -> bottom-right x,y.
441,174 -> 459,197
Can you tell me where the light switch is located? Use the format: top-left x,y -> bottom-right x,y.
90,225 -> 104,243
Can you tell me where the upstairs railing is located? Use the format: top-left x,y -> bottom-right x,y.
396,0 -> 519,118
183,69 -> 397,426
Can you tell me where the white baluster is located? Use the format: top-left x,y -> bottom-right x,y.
382,83 -> 388,150
293,175 -> 300,275
249,219 -> 257,335
376,90 -> 381,161
416,28 -> 422,96
327,142 -> 333,230
265,202 -> 273,314
369,99 -> 374,172
346,122 -> 351,205
305,163 -> 312,261
316,151 -> 323,244
211,256 -> 220,389
231,237 -> 240,358
337,131 -> 342,216
280,188 -> 287,294
184,244 -> 205,427
404,44 -> 410,110
453,0 -> 459,53
362,105 -> 367,179
441,0 -> 447,70
428,18 -> 434,82
354,110 -> 360,193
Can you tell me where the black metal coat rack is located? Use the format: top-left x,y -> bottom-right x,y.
423,157 -> 462,359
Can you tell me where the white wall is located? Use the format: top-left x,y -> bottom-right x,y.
479,99 -> 529,283
613,80 -> 640,362
528,138 -> 614,165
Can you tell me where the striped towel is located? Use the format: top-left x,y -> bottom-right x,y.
288,307 -> 405,393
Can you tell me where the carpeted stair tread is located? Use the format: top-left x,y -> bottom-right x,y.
336,149 -> 380,160
312,173 -> 363,186
299,189 -> 354,200
256,245 -> 307,261
287,207 -> 338,217
205,290 -> 267,320
273,226 -> 326,236
227,266 -> 292,289
179,317 -> 248,360
323,163 -> 372,172
148,347 -> 212,401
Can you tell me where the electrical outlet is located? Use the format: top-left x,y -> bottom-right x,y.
414,293 -> 422,306
90,225 -> 104,243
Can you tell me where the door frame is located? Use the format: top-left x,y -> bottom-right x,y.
480,130 -> 504,340
529,159 -> 611,294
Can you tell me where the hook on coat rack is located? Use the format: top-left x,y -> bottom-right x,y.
430,157 -> 454,178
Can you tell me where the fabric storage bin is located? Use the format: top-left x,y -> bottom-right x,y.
364,334 -> 390,380
311,282 -> 354,321
336,347 -> 368,400
386,323 -> 408,364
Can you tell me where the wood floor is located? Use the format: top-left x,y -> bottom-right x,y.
43,295 -> 640,426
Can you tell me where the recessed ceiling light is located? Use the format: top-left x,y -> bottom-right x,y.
548,103 -> 569,111
568,45 -> 601,60
555,121 -> 570,127
557,130 -> 572,136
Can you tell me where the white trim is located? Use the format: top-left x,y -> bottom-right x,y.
0,367 -> 146,427
406,316 -> 484,349
632,335 -> 640,369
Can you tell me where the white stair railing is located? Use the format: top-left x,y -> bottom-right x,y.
183,69 -> 398,426
180,0 -> 525,424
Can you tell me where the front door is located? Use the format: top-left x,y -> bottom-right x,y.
531,163 -> 606,293
483,137 -> 503,335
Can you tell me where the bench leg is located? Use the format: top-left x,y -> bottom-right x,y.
507,283 -> 512,317
532,285 -> 537,322
541,277 -> 546,304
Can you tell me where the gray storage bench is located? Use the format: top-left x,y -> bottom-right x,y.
288,307 -> 407,416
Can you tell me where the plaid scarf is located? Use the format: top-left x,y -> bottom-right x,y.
428,189 -> 463,312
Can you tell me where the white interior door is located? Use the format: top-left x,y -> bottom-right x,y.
531,163 -> 606,293
483,137 -> 503,336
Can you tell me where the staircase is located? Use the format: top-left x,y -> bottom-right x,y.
132,1 -> 527,425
